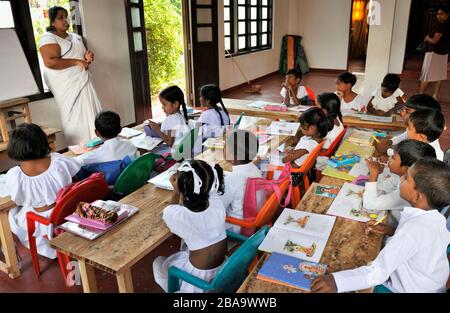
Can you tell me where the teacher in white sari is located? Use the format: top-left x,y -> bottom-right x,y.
39,6 -> 102,145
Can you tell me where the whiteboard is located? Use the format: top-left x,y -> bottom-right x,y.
0,29 -> 40,101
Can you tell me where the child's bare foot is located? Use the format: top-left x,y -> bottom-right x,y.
433,94 -> 439,101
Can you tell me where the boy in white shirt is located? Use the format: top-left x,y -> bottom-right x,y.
76,111 -> 137,166
406,109 -> 445,160
281,68 -> 312,107
312,158 -> 450,293
220,129 -> 265,233
336,72 -> 366,115
364,140 -> 437,226
375,94 -> 442,154
367,74 -> 405,116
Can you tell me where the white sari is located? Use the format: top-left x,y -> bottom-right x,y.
39,32 -> 102,145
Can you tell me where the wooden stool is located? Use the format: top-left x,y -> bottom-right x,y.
0,98 -> 31,142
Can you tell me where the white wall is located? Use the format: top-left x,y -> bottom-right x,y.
389,0 -> 412,74
218,0 -> 290,90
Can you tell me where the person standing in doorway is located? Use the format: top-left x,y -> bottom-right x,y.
420,6 -> 450,101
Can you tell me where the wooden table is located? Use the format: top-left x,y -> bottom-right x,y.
0,196 -> 20,279
50,184 -> 173,293
0,126 -> 60,160
342,115 -> 405,131
237,179 -> 384,293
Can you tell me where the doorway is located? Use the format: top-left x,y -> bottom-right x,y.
348,0 -> 370,73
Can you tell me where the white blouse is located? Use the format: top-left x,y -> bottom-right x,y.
323,119 -> 345,150
340,94 -> 366,116
198,109 -> 230,139
161,112 -> 190,142
6,153 -> 81,208
293,136 -> 320,167
162,197 -> 227,251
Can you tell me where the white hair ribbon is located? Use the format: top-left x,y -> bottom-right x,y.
210,165 -> 220,193
387,148 -> 394,157
178,162 -> 203,194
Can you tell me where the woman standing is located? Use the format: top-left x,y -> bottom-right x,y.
39,6 -> 102,145
420,6 -> 450,101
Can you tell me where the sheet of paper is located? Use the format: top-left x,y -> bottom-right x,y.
130,134 -> 163,151
360,115 -> 393,123
266,122 -> 300,137
119,128 -> 143,139
288,105 -> 311,112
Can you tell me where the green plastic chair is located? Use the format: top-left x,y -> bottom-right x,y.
171,127 -> 200,161
168,226 -> 269,293
112,153 -> 158,198
234,113 -> 244,129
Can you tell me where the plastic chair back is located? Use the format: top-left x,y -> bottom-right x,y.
210,226 -> 269,292
50,173 -> 109,226
114,153 -> 158,197
320,127 -> 348,157
305,86 -> 317,104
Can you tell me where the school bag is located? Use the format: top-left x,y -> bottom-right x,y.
75,156 -> 133,185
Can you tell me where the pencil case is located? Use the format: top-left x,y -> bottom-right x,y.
85,137 -> 104,148
328,154 -> 360,168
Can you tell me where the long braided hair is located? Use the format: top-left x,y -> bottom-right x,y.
200,85 -> 230,126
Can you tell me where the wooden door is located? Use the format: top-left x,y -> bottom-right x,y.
189,0 -> 220,107
125,0 -> 152,123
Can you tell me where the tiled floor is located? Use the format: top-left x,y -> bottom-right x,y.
1,57 -> 448,293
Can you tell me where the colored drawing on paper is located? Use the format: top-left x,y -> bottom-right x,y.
284,240 -> 317,258
299,262 -> 327,279
283,215 -> 310,228
346,189 -> 365,199
350,208 -> 379,220
315,185 -> 340,198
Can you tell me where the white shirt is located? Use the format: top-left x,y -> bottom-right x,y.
340,94 -> 366,116
391,131 -> 408,145
161,112 -> 190,142
333,207 -> 450,293
162,196 -> 227,251
323,119 -> 345,150
198,109 -> 230,140
377,168 -> 400,195
6,153 -> 81,208
75,137 -> 138,166
219,163 -> 265,232
371,87 -> 404,112
430,139 -> 444,161
294,136 -> 319,167
363,182 -> 409,225
281,85 -> 308,105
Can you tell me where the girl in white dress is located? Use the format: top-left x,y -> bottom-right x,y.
336,72 -> 366,115
39,6 -> 102,146
153,160 -> 227,293
6,124 -> 81,259
197,85 -> 231,141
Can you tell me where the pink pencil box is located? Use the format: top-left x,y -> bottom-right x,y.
65,208 -> 129,231
264,105 -> 288,112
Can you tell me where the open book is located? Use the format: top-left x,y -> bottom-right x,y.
148,163 -> 180,191
119,128 -> 143,139
257,252 -> 327,291
347,129 -> 375,146
130,133 -> 163,151
59,200 -> 140,240
326,182 -> 387,223
258,209 -> 336,263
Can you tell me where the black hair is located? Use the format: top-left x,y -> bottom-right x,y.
199,85 -> 230,127
405,94 -> 441,112
299,107 -> 332,139
287,68 -> 303,80
225,129 -> 259,165
381,74 -> 401,93
412,158 -> 450,210
437,5 -> 450,14
394,140 -> 436,167
409,109 -> 445,142
317,93 -> 343,128
159,86 -> 189,125
46,6 -> 68,32
177,160 -> 225,212
7,123 -> 52,161
94,111 -> 122,139
337,72 -> 357,86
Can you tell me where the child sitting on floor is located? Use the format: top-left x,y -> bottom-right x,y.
220,129 -> 265,233
197,84 -> 231,140
7,124 -> 81,259
363,140 -> 437,226
312,158 -> 450,293
367,74 -> 405,116
375,94 -> 441,154
406,109 -> 445,160
153,160 -> 227,293
336,72 -> 366,115
281,68 -> 311,107
283,107 -> 332,168
317,93 -> 345,152
76,111 -> 138,166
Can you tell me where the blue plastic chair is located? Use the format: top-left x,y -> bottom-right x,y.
167,226 -> 270,293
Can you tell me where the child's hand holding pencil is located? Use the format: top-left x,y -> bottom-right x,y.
365,216 -> 395,236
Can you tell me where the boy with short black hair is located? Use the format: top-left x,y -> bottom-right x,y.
281,68 -> 311,106
367,74 -> 405,116
336,71 -> 366,115
76,110 -> 138,166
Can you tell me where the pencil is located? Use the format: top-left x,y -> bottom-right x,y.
374,215 -> 387,226
371,135 -> 381,144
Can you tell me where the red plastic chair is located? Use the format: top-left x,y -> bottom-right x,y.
305,86 -> 317,105
320,127 -> 348,157
226,178 -> 291,236
267,141 -> 325,208
26,173 -> 109,281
